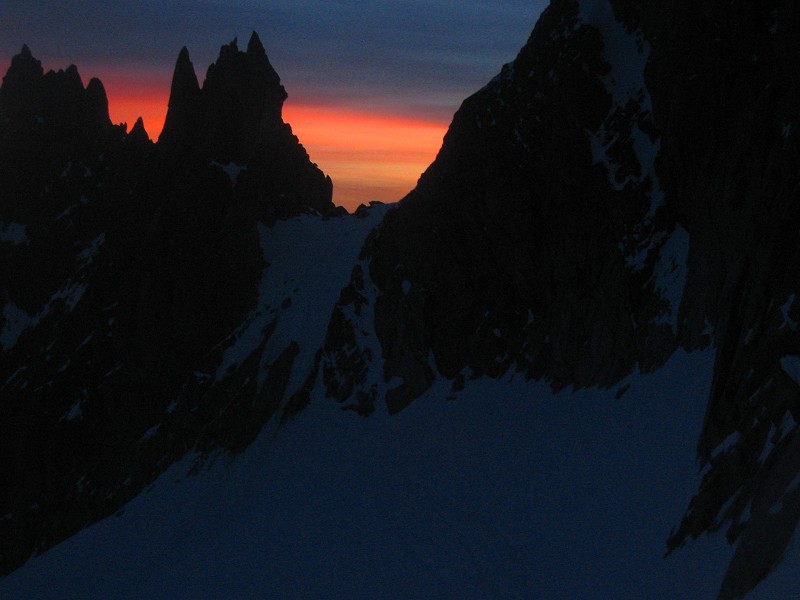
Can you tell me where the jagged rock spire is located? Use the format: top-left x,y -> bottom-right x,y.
247,31 -> 265,55
174,47 -> 200,91
128,116 -> 150,144
0,45 -> 111,141
84,77 -> 112,131
155,33 -> 331,214
159,33 -> 288,160
158,46 -> 200,145
1,44 -> 44,103
5,44 -> 43,81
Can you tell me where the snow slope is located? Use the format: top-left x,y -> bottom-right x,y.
212,203 -> 391,423
1,344 -> 737,599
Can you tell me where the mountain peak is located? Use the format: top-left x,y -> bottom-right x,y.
158,46 -> 200,145
173,46 -> 199,91
1,46 -> 111,142
159,34 -> 288,153
176,46 -> 192,68
205,32 -> 281,92
247,31 -> 265,56
84,76 -> 112,130
85,76 -> 106,97
128,116 -> 150,144
217,37 -> 239,62
1,44 -> 44,92
156,34 -> 330,214
63,64 -> 83,86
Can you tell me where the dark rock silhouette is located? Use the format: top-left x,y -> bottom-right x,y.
0,36 -> 336,576
630,3 -> 800,597
0,46 -> 117,224
326,0 -> 666,412
160,32 -> 333,218
1,53 -> 112,149
321,1 -> 800,596
158,46 -> 200,150
127,117 -> 150,145
0,44 -> 43,121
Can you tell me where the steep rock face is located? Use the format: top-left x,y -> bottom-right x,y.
0,38 -> 336,575
626,3 -> 800,597
326,0 -> 684,412
0,45 -> 112,147
158,47 -> 200,150
159,33 -> 333,218
1,51 -> 156,573
322,1 -> 800,596
0,45 -> 116,224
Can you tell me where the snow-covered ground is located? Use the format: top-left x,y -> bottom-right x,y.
1,282 -> 87,352
213,203 -> 391,423
1,345 -> 740,599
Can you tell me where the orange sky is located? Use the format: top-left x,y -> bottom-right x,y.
100,74 -> 447,212
283,105 -> 446,210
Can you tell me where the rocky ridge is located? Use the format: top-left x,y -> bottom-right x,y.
0,32 -> 336,574
320,1 -> 800,596
159,33 -> 333,218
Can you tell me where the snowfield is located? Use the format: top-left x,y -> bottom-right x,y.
2,346 -> 744,598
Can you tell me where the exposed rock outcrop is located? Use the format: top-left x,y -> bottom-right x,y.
0,37 -> 336,576
159,32 -> 333,218
325,0 -> 681,411
320,1 -> 800,596
158,46 -> 200,150
628,3 -> 800,597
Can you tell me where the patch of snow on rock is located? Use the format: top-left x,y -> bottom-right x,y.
211,161 -> 247,185
1,282 -> 88,351
0,222 -> 28,245
780,294 -> 798,331
579,0 -> 650,106
1,303 -> 36,351
140,424 -> 161,441
64,401 -> 82,421
780,355 -> 800,387
76,233 -> 105,267
580,0 -> 664,220
652,226 -> 690,332
712,430 -> 741,459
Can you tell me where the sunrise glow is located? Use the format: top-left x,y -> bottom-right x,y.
98,67 -> 170,141
93,62 -> 448,212
283,104 -> 447,210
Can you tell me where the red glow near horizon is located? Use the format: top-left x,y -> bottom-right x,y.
283,104 -> 447,210
100,73 -> 448,212
93,66 -> 169,137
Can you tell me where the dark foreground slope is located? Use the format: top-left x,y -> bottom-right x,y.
0,33 -> 334,574
1,343 -> 733,599
322,1 -> 800,596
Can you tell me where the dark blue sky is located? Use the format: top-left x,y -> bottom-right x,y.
1,1 -> 546,121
